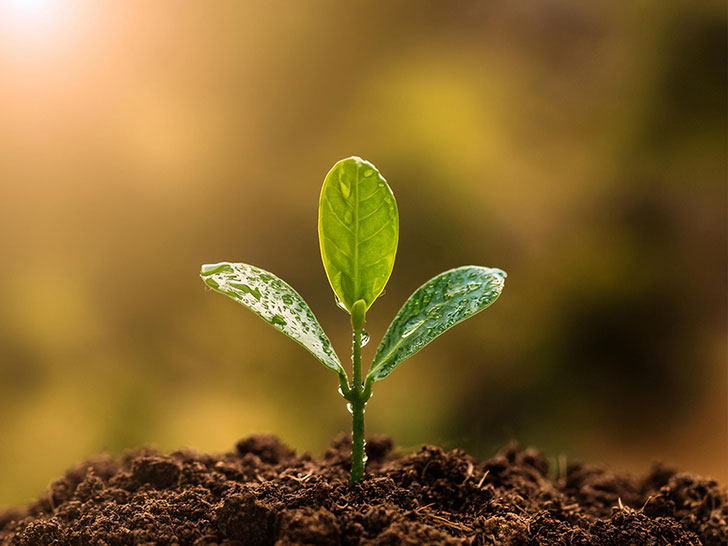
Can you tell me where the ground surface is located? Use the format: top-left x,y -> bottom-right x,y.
0,435 -> 725,545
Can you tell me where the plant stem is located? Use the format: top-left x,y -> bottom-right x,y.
348,299 -> 368,485
349,324 -> 366,485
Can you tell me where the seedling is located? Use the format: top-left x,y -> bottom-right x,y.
200,157 -> 506,484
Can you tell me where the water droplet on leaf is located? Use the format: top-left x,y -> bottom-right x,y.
338,173 -> 351,198
200,262 -> 233,276
231,282 -> 262,300
402,319 -> 425,338
334,294 -> 349,312
270,314 -> 286,327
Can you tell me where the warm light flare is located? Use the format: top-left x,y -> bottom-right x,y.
0,0 -> 92,69
1,0 -> 65,33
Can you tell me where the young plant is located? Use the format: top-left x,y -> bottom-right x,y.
200,157 -> 506,484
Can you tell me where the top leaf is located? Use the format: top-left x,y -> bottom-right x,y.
200,262 -> 345,377
366,266 -> 506,383
318,157 -> 399,313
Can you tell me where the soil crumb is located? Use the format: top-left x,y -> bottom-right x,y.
1,434 -> 725,545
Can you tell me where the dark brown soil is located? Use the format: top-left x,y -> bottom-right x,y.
1,435 -> 725,545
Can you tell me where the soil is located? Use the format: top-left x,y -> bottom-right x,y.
0,435 -> 725,546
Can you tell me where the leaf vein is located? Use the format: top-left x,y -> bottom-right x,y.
359,190 -> 380,203
326,200 -> 354,233
361,255 -> 391,268
359,199 -> 387,221
323,235 -> 353,259
353,165 -> 360,297
359,222 -> 390,244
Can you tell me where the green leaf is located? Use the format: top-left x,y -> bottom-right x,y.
318,157 -> 398,313
200,262 -> 345,377
366,266 -> 506,383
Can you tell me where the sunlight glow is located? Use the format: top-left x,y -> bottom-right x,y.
2,0 -> 63,29
0,0 -> 70,42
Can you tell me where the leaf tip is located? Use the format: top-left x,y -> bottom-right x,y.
333,156 -> 381,175
200,262 -> 233,277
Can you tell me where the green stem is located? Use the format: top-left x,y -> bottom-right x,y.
338,372 -> 350,398
350,326 -> 365,484
348,299 -> 367,485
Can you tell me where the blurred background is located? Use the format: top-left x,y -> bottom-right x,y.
0,0 -> 725,506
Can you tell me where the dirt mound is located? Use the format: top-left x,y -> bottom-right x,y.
1,434 -> 725,545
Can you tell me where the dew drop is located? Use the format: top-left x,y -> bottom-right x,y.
334,294 -> 349,312
270,314 -> 286,327
200,262 -> 233,276
426,303 -> 444,318
364,169 -> 374,177
360,330 -> 370,347
402,319 -> 425,338
339,173 -> 352,199
346,403 -> 353,414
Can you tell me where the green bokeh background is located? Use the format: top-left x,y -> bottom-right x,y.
0,1 -> 725,506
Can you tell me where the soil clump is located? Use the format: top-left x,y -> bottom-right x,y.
1,434 -> 725,545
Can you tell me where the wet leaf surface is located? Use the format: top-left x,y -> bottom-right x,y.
318,157 -> 398,313
201,262 -> 344,376
368,266 -> 506,382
